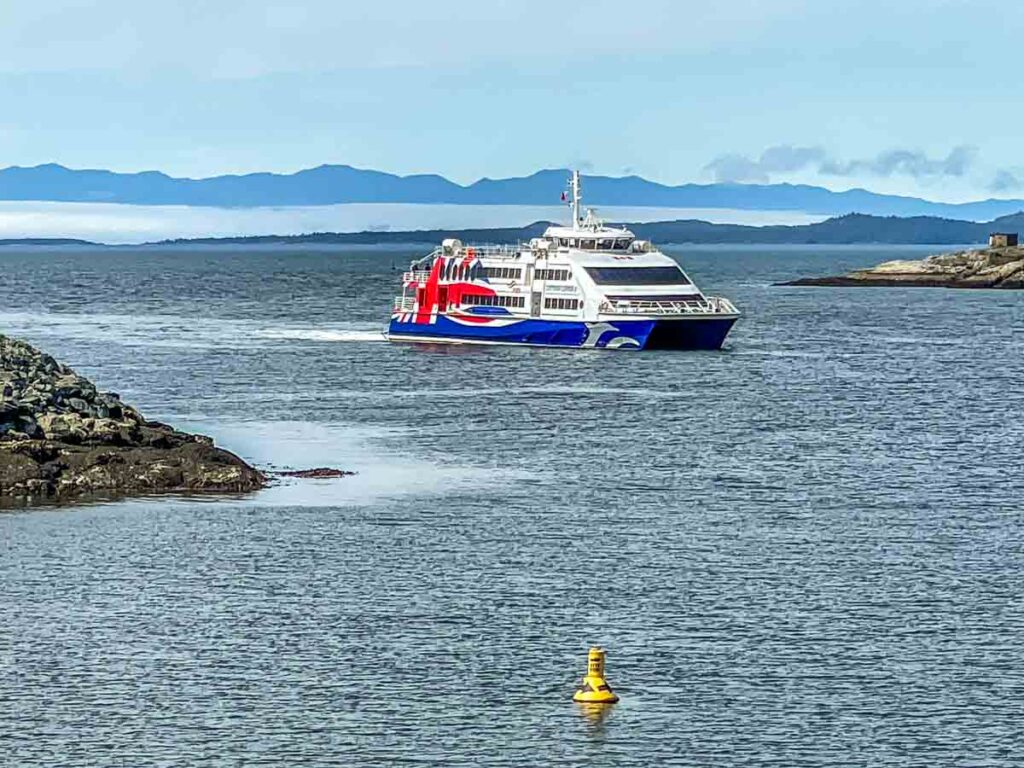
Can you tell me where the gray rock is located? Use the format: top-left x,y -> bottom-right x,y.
0,402 -> 16,422
781,245 -> 1024,289
13,414 -> 43,440
67,397 -> 89,413
0,333 -> 265,504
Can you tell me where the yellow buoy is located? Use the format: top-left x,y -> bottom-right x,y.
572,646 -> 619,704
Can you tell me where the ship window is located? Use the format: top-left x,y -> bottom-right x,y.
581,239 -> 596,249
614,239 -> 632,250
599,239 -> 614,250
558,238 -> 568,247
584,266 -> 691,285
487,294 -> 525,308
483,267 -> 521,280
544,297 -> 580,310
464,293 -> 508,306
536,269 -> 571,281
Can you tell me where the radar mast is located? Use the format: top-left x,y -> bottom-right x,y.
569,170 -> 582,229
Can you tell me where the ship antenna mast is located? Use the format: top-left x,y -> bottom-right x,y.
570,170 -> 582,230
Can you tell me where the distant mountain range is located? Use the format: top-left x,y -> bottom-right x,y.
3,163 -> 1024,220
144,212 -> 1021,247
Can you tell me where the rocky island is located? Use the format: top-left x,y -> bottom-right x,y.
782,244 -> 1024,289
1,334 -> 265,505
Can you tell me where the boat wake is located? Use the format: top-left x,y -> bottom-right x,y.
256,328 -> 388,343
0,311 -> 389,348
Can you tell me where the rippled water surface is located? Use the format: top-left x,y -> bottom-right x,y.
2,245 -> 1023,766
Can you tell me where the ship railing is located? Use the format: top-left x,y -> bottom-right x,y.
393,296 -> 417,312
413,243 -> 528,267
599,296 -> 739,316
403,270 -> 432,283
461,243 -> 525,259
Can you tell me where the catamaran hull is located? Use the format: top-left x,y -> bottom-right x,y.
387,315 -> 736,350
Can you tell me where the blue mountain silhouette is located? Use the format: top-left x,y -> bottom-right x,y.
0,163 -> 1021,220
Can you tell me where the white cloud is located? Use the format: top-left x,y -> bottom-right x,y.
704,146 -> 828,184
821,146 -> 977,179
989,169 -> 1024,193
705,145 -> 978,184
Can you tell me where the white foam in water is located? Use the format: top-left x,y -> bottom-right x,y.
255,328 -> 387,343
0,311 -> 388,348
163,420 -> 516,507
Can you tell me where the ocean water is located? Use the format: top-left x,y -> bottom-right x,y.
2,244 -> 1023,766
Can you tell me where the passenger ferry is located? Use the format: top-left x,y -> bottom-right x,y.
386,171 -> 739,350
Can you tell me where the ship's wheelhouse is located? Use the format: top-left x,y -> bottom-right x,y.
552,235 -> 634,251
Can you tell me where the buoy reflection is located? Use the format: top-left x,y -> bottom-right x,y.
576,702 -> 614,724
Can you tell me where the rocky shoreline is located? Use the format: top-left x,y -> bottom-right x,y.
1,334 -> 265,505
781,245 -> 1024,289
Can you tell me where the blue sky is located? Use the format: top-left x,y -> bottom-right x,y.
2,0 -> 1022,201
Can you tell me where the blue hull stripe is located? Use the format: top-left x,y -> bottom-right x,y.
388,315 -> 736,350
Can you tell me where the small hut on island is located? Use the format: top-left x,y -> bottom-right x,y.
989,232 -> 1019,248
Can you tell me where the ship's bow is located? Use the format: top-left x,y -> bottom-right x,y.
642,315 -> 737,350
